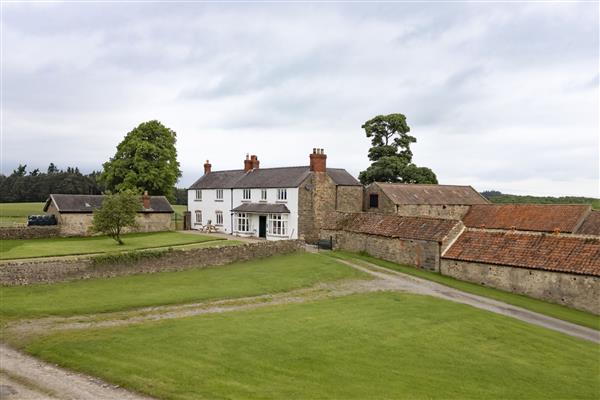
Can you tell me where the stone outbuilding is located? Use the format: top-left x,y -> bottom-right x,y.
44,193 -> 174,236
364,182 -> 489,219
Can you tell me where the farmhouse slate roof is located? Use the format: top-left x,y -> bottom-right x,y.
326,212 -> 461,242
462,204 -> 590,233
189,166 -> 360,189
375,183 -> 489,205
443,230 -> 600,277
44,194 -> 174,213
231,203 -> 290,214
576,210 -> 600,236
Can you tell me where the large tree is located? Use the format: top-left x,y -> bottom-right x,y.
358,113 -> 437,185
101,120 -> 181,201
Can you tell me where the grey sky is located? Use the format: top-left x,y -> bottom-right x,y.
1,2 -> 598,196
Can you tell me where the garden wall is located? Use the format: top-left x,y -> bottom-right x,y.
0,240 -> 303,285
440,259 -> 600,314
0,226 -> 60,240
321,229 -> 440,271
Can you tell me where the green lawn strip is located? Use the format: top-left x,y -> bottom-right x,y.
329,250 -> 600,331
25,292 -> 600,400
0,231 -> 220,260
0,202 -> 46,218
0,252 -> 368,322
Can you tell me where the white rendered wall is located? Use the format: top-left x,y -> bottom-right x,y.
188,189 -> 233,234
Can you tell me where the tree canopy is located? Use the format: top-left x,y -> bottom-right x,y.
358,113 -> 438,185
91,190 -> 140,245
100,120 -> 181,202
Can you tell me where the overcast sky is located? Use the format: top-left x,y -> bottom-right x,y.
1,2 -> 598,196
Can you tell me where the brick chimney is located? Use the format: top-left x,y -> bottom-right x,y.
250,154 -> 260,170
204,160 -> 211,175
309,148 -> 327,172
142,190 -> 150,209
244,154 -> 252,172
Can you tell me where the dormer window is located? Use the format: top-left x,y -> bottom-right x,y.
369,194 -> 379,208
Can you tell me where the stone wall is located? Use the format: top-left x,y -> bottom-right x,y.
336,186 -> 363,213
396,204 -> 471,220
0,240 -> 303,286
364,183 -> 396,213
48,210 -> 172,236
321,229 -> 440,271
0,226 -> 60,240
440,259 -> 600,314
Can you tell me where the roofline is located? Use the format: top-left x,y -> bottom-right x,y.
54,210 -> 174,214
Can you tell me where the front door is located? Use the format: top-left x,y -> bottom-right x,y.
259,216 -> 267,238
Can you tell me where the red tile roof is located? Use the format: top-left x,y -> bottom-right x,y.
326,212 -> 461,242
462,204 -> 590,233
376,183 -> 489,205
577,210 -> 600,236
443,230 -> 600,276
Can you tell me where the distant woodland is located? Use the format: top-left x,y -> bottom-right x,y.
481,191 -> 600,209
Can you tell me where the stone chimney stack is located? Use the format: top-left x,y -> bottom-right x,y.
250,155 -> 260,170
244,154 -> 252,172
142,190 -> 150,209
203,160 -> 211,175
309,148 -> 327,172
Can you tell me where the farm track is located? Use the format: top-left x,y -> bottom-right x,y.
2,255 -> 598,399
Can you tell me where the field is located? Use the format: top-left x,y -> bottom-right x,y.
2,252 -> 599,399
0,202 -> 45,226
332,251 -> 600,330
0,231 -> 226,260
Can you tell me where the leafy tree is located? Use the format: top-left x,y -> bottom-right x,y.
100,120 -> 181,202
358,113 -> 438,185
91,191 -> 140,245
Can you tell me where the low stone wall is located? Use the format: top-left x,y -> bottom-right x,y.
396,204 -> 471,220
0,226 -> 60,240
441,259 -> 600,314
0,240 -> 303,286
321,229 -> 440,271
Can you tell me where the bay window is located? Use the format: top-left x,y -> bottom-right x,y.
268,214 -> 288,236
235,213 -> 249,232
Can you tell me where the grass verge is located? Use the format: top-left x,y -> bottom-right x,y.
0,231 -> 222,260
25,292 -> 600,400
329,250 -> 600,331
0,252 -> 368,321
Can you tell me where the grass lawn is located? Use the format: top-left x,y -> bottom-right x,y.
0,202 -> 46,226
26,292 -> 600,400
330,251 -> 600,331
0,252 -> 367,321
0,231 -> 222,260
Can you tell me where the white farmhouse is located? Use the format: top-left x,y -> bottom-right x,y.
188,149 -> 363,242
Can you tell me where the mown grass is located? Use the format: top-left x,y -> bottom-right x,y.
0,202 -> 46,226
330,251 -> 600,331
0,252 -> 367,321
26,292 -> 600,400
0,231 -> 221,260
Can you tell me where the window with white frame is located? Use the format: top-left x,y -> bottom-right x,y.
277,188 -> 287,201
268,214 -> 288,236
235,213 -> 249,232
242,189 -> 251,201
195,190 -> 202,201
261,189 -> 267,201
195,210 -> 202,224
215,211 -> 223,226
216,189 -> 223,200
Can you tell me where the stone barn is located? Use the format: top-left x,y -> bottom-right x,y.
44,193 -> 174,236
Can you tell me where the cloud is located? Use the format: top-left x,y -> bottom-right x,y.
1,2 -> 598,197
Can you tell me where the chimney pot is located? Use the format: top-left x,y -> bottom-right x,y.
203,160 -> 212,175
142,191 -> 150,209
309,147 -> 327,172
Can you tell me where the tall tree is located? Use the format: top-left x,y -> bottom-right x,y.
358,113 -> 438,185
100,120 -> 181,201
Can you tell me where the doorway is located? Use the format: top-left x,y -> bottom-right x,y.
259,216 -> 267,238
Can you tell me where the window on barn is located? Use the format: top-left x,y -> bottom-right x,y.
215,211 -> 223,226
216,189 -> 223,200
369,194 -> 379,208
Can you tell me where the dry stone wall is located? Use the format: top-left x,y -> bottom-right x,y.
441,259 -> 600,314
0,226 -> 61,240
0,240 -> 303,286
